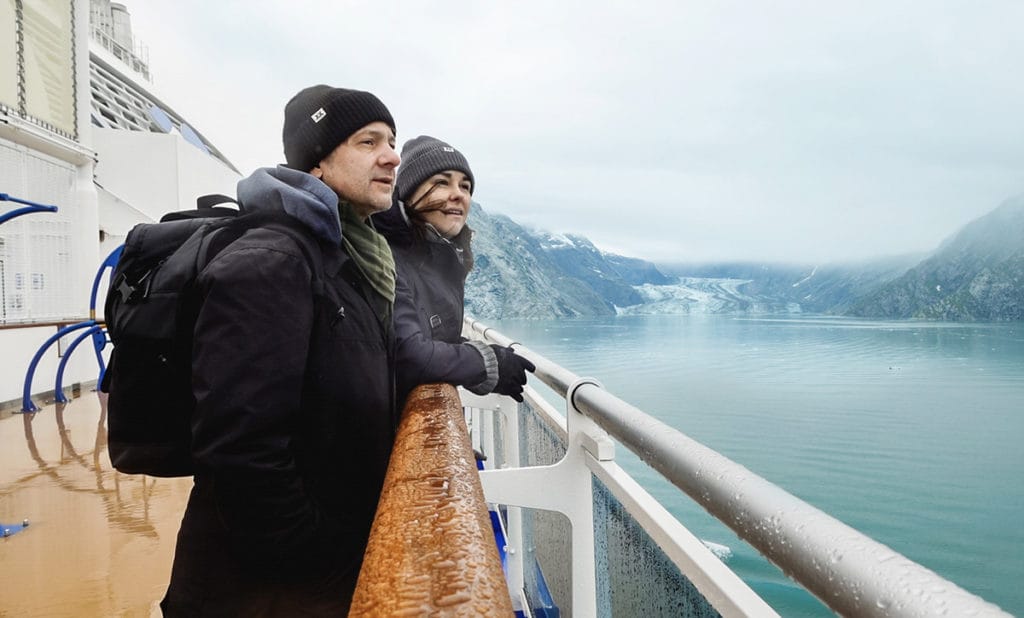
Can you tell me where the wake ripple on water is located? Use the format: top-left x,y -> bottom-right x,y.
701,539 -> 733,561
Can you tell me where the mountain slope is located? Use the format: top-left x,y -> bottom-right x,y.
464,203 -> 669,319
848,195 -> 1024,320
460,194 -> 1024,321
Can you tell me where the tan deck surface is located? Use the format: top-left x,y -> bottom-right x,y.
0,391 -> 192,617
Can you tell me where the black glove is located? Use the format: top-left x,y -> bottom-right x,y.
490,344 -> 536,402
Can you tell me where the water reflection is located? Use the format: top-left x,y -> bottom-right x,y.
0,390 -> 192,617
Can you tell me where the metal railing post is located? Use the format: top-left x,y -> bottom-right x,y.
499,396 -> 526,601
477,377 -> 615,617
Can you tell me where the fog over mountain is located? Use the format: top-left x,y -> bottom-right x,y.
848,196 -> 1024,321
129,2 -> 1024,268
465,194 -> 1024,322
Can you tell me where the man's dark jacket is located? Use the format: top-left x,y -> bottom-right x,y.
373,200 -> 497,407
161,166 -> 397,616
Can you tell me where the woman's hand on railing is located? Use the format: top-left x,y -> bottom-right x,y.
489,344 -> 536,402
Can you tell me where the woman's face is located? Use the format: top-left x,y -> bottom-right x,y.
408,170 -> 472,238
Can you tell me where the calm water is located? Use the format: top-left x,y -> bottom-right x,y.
490,314 -> 1024,616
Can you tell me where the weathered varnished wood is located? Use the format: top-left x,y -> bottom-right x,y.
350,383 -> 513,616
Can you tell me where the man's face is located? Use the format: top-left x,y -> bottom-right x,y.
313,121 -> 400,219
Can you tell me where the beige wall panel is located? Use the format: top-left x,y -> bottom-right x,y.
0,0 -> 18,109
22,0 -> 75,134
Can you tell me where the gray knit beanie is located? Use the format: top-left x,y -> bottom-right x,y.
282,85 -> 395,172
395,135 -> 475,204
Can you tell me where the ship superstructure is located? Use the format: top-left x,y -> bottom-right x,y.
1,0 -> 239,406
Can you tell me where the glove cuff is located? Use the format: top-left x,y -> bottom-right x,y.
464,340 -> 499,395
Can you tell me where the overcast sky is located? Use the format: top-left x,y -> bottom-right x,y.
125,1 -> 1023,264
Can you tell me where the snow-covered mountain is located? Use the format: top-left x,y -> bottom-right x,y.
464,195 -> 1024,321
465,203 -> 668,319
464,202 -> 819,319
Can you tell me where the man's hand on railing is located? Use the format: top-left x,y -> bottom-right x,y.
489,344 -> 536,402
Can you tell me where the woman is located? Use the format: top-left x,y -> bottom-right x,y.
374,135 -> 533,407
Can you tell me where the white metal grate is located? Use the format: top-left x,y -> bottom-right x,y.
0,139 -> 80,324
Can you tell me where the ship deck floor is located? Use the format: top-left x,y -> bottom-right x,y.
0,390 -> 191,617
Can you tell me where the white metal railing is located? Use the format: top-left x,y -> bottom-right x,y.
463,386 -> 775,617
89,26 -> 150,80
465,318 -> 1012,618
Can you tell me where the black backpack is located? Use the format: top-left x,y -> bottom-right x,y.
102,195 -> 323,477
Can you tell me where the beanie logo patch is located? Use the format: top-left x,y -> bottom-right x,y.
442,146 -> 454,152
311,107 -> 327,123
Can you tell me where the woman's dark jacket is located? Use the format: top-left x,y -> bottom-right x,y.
161,166 -> 397,616
373,200 -> 497,407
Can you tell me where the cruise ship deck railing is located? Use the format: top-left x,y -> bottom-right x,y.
17,246 -> 118,412
90,26 -> 151,79
350,383 -> 514,616
465,318 -> 1011,618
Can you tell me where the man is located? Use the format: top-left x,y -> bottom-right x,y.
161,85 -> 400,616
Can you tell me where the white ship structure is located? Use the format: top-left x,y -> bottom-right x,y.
1,0 -> 237,408
0,2 -> 1012,616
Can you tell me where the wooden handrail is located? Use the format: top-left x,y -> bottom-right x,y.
350,383 -> 514,616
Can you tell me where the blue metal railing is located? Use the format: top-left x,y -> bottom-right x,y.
17,234 -> 123,412
54,324 -> 106,404
21,321 -> 100,412
0,193 -> 59,225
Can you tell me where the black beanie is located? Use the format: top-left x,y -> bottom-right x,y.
395,135 -> 475,204
282,85 -> 395,172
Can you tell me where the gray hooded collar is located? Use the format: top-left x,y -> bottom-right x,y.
236,165 -> 342,246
